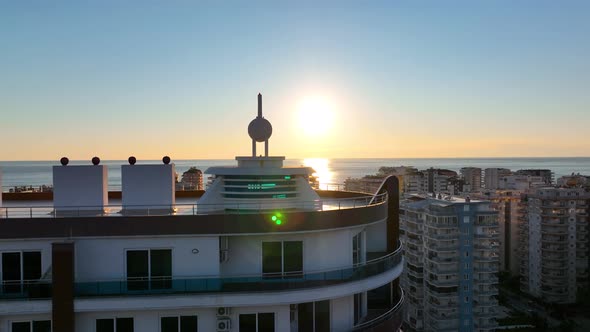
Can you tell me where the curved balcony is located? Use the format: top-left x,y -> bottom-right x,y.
351,288 -> 405,332
1,247 -> 403,304
74,246 -> 402,299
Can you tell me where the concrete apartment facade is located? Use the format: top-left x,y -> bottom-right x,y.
400,195 -> 499,332
520,187 -> 590,303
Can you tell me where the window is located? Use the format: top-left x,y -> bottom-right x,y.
2,251 -> 42,293
126,249 -> 171,291
11,321 -> 51,332
465,296 -> 469,303
262,241 -> 302,278
96,318 -> 134,332
298,301 -> 330,332
160,316 -> 197,332
239,313 -> 274,332
463,274 -> 469,280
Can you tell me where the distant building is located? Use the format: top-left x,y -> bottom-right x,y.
473,190 -> 524,276
344,175 -> 385,194
520,187 -> 590,303
424,168 -> 457,194
498,175 -> 545,191
401,195 -> 499,332
484,168 -> 512,190
461,168 -> 482,192
447,176 -> 466,196
515,169 -> 553,185
344,166 -> 417,194
179,167 -> 203,190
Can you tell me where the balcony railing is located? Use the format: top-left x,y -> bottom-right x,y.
351,288 -> 405,332
0,193 -> 387,219
0,280 -> 52,300
73,246 -> 402,298
0,248 -> 402,301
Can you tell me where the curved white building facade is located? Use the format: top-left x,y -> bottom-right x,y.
0,95 -> 403,332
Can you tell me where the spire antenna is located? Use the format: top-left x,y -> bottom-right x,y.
258,93 -> 262,118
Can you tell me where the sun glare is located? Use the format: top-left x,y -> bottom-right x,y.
297,97 -> 335,137
303,158 -> 333,189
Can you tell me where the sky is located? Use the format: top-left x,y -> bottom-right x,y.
1,1 -> 589,160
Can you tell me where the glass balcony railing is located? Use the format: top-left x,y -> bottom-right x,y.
0,247 -> 403,301
351,288 -> 405,332
74,247 -> 402,298
0,280 -> 52,300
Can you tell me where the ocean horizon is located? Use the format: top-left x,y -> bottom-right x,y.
2,157 -> 590,191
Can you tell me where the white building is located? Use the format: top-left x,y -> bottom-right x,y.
0,95 -> 404,332
497,175 -> 545,191
400,195 -> 499,332
520,187 -> 590,303
483,168 -> 511,190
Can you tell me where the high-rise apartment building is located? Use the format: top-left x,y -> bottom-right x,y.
461,168 -> 482,192
401,195 -> 499,332
473,190 -> 524,276
484,168 -> 511,190
520,187 -> 590,303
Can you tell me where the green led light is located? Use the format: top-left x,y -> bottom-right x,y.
275,219 -> 282,225
271,216 -> 277,221
284,176 -> 291,180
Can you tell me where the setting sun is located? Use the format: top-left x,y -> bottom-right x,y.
297,96 -> 335,137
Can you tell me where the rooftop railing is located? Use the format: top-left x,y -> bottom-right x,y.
0,192 -> 387,219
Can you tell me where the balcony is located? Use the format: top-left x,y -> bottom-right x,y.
474,253 -> 499,262
474,231 -> 499,239
351,288 -> 405,332
73,247 -> 403,298
542,245 -> 567,252
542,261 -> 568,269
0,280 -> 51,300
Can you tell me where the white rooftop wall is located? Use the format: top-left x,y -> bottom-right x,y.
52,165 -> 108,208
121,164 -> 175,207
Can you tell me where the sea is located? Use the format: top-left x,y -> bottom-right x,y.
1,157 -> 590,192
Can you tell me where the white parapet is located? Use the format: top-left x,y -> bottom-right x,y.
52,165 -> 108,211
121,164 -> 175,209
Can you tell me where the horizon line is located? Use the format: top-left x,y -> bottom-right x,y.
1,156 -> 590,162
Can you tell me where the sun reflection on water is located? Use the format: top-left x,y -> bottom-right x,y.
303,158 -> 334,190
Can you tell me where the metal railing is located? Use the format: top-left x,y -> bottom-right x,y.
0,192 -> 387,219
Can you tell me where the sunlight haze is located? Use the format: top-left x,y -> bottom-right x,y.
1,1 -> 589,160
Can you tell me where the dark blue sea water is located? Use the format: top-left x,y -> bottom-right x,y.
1,158 -> 590,191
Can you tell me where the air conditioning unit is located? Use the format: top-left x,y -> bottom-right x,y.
217,307 -> 231,317
217,318 -> 231,331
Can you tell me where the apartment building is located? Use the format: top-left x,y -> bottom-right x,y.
520,187 -> 590,303
400,195 -> 499,332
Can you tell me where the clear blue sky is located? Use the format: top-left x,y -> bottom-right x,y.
1,1 -> 589,160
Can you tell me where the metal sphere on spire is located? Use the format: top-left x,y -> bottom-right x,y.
248,93 -> 272,142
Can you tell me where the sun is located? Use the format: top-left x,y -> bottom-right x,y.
297,96 -> 335,137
